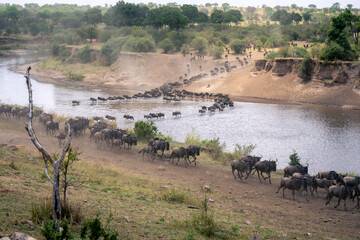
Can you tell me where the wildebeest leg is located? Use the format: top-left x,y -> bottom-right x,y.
325,193 -> 332,205
245,169 -> 251,179
344,199 -> 347,211
256,170 -> 262,183
161,150 -> 164,158
334,198 -> 341,208
232,169 -> 237,180
268,173 -> 271,184
176,157 -> 180,165
292,190 -> 295,200
283,188 -> 286,198
237,170 -> 242,180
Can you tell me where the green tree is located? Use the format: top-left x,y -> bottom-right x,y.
230,39 -> 245,53
211,8 -> 225,25
144,6 -> 190,29
289,150 -> 301,166
180,4 -> 198,23
227,9 -> 243,22
302,12 -> 312,23
123,37 -> 155,52
341,9 -> 360,44
158,38 -> 175,53
298,56 -> 313,81
5,5 -> 20,24
81,8 -> 102,26
77,26 -> 97,43
104,1 -> 148,27
29,22 -> 40,36
78,45 -> 92,63
291,12 -> 302,24
222,3 -> 230,12
191,36 -> 208,53
134,121 -> 157,141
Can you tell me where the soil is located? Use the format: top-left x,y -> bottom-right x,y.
1,117 -> 359,239
11,50 -> 360,109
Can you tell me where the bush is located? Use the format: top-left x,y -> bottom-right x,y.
123,36 -> 156,52
298,56 -> 313,81
293,47 -> 309,58
210,46 -> 223,59
52,42 -> 60,56
230,39 -> 245,54
41,219 -> 73,240
231,144 -> 257,159
289,150 -> 301,166
80,213 -> 118,240
69,72 -> 85,81
180,44 -> 190,56
31,199 -> 52,224
192,197 -> 216,237
78,45 -> 91,63
265,51 -> 281,59
158,38 -> 175,53
101,37 -> 127,66
134,121 -> 158,141
191,37 -> 208,53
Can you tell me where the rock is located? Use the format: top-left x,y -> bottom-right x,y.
158,166 -> 165,171
124,216 -> 130,223
187,205 -> 199,209
11,232 -> 36,240
7,145 -> 18,151
203,185 -> 211,191
307,233 -> 312,236
245,220 -> 252,225
0,237 -> 10,240
208,199 -> 214,203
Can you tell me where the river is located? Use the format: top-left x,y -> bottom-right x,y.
1,53 -> 360,175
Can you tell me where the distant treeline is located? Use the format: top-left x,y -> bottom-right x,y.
0,2 -> 359,63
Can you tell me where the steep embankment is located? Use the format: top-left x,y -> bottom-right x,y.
186,57 -> 360,108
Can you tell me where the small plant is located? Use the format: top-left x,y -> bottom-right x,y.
81,213 -> 118,240
41,219 -> 73,240
69,72 -> 85,81
192,197 -> 216,237
289,150 -> 301,166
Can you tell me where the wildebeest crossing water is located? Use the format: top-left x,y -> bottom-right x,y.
1,54 -> 360,175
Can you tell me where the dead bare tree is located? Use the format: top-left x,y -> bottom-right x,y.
24,66 -> 72,228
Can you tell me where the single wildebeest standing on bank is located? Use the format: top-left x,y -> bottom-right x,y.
231,159 -> 251,180
254,159 -> 277,184
313,178 -> 334,197
276,177 -> 307,201
186,145 -> 200,166
151,139 -> 170,159
325,185 -> 350,210
170,147 -> 188,166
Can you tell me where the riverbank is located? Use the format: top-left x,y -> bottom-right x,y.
10,51 -> 360,109
1,116 -> 360,239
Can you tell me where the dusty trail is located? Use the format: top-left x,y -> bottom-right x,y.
0,117 -> 359,239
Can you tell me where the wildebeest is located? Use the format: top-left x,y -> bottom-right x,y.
231,159 -> 251,180
55,132 -> 66,146
317,171 -> 339,180
72,100 -> 80,106
254,160 -> 277,184
105,115 -> 116,121
241,155 -> 261,173
276,177 -> 306,200
170,147 -> 189,166
313,178 -> 334,197
325,185 -> 350,210
172,111 -> 181,117
284,164 -> 308,177
123,115 -> 134,121
150,139 -> 170,159
46,121 -> 59,135
122,134 -> 137,149
185,145 -> 200,166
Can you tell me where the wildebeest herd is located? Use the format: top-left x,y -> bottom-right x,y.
231,155 -> 360,211
1,103 -> 359,211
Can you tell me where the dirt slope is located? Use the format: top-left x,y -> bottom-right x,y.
1,117 -> 360,239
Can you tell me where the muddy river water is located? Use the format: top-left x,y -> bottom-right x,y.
1,53 -> 360,174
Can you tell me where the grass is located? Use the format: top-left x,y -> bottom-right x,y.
1,144 -> 276,239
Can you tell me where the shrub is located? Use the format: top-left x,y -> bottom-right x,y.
80,213 -> 118,240
101,37 -> 127,66
289,150 -> 301,166
52,42 -> 60,56
298,56 -> 313,81
69,72 -> 85,81
158,38 -> 175,53
78,45 -> 92,63
191,37 -> 208,53
266,51 -> 281,59
230,39 -> 245,54
134,121 -> 158,141
192,197 -> 216,237
210,46 -> 223,59
31,199 -> 52,224
231,143 -> 257,159
41,219 -> 73,240
123,36 -> 156,52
